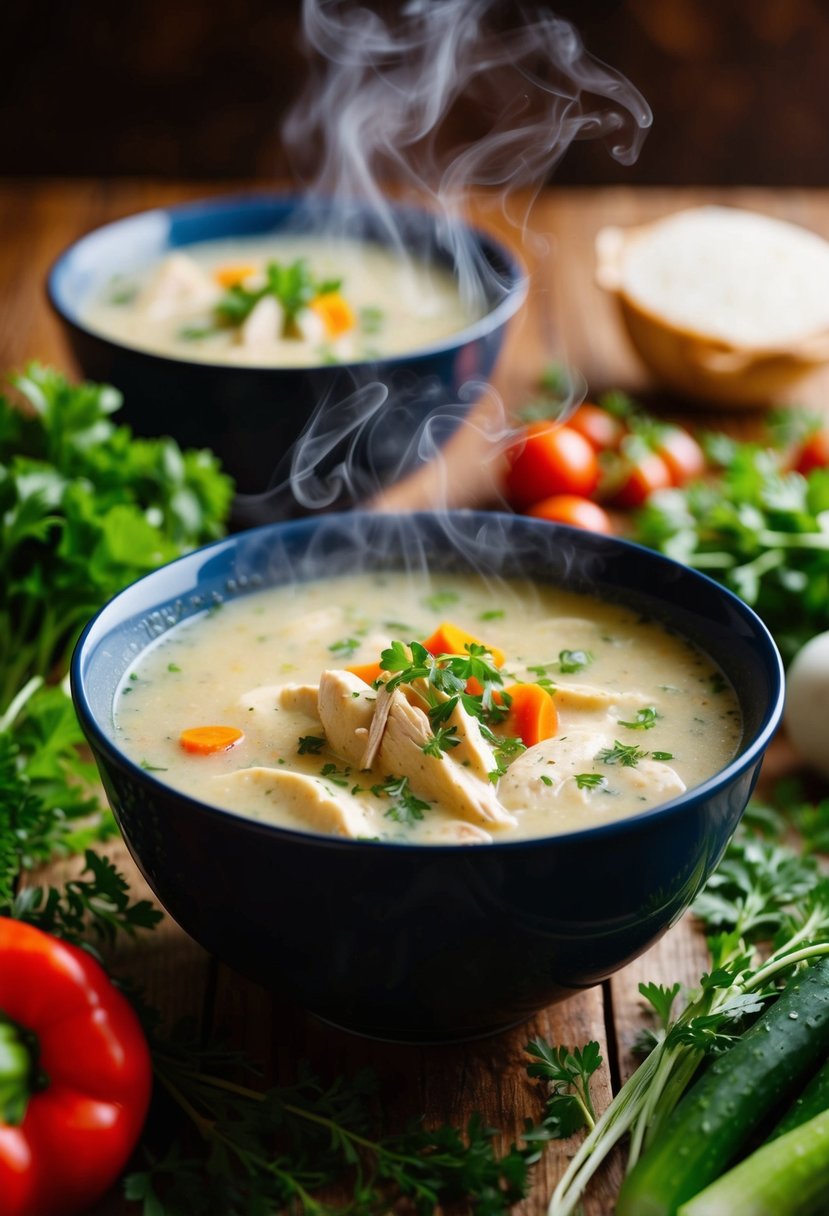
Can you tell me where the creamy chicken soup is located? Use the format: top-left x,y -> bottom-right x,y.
84,236 -> 479,366
115,572 -> 742,845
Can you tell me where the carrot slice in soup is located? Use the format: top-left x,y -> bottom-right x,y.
214,264 -> 256,288
310,292 -> 356,338
420,622 -> 505,667
180,726 -> 244,754
345,660 -> 383,686
501,683 -> 558,748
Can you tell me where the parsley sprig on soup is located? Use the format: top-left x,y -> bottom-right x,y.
115,574 -> 742,844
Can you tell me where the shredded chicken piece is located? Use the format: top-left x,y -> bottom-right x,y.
499,729 -> 685,813
137,253 -> 219,320
361,682 -> 394,769
372,690 -> 514,828
317,670 -> 377,765
214,767 -> 372,838
238,294 -> 283,347
238,682 -> 320,719
317,670 -> 516,830
444,698 -> 499,781
553,683 -> 650,713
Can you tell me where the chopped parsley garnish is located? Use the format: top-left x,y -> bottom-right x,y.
574,773 -> 607,790
525,664 -> 556,692
108,278 -> 138,305
140,760 -> 168,772
380,640 -> 507,721
539,774 -> 553,787
596,740 -> 649,767
618,706 -> 659,731
215,258 -> 342,335
558,649 -> 593,674
320,763 -> 351,788
423,590 -> 460,612
480,725 -> 526,781
167,662 -> 182,673
359,305 -> 384,334
652,750 -> 675,761
479,609 -> 505,622
329,637 -> 361,659
384,620 -> 414,634
297,735 -> 326,755
178,325 -> 219,342
371,775 -> 431,826
421,724 -> 461,758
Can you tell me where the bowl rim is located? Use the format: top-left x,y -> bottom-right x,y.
70,509 -> 785,856
46,190 -> 530,373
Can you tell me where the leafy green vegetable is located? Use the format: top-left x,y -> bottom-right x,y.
297,735 -> 326,756
526,1038 -> 603,1135
380,639 -> 507,723
596,741 -> 648,768
126,1032 -> 565,1216
328,636 -> 361,658
359,305 -> 384,335
632,440 -> 829,662
214,259 -> 342,335
371,774 -> 432,827
558,649 -> 592,674
618,958 -> 829,1216
548,821 -> 829,1216
421,723 -> 460,757
0,365 -> 233,713
574,773 -> 606,791
618,707 -> 659,731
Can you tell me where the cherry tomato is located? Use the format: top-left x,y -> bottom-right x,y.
794,429 -> 829,476
566,403 -> 626,452
504,423 -> 600,509
612,450 -> 673,508
527,494 -> 614,534
654,427 -> 706,486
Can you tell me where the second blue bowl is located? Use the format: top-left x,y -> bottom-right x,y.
48,195 -> 527,522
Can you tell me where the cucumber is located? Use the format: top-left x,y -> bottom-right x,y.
616,956 -> 829,1216
677,1109 -> 829,1216
767,1052 -> 829,1139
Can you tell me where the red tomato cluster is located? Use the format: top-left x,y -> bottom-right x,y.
793,428 -> 829,476
503,401 -> 707,534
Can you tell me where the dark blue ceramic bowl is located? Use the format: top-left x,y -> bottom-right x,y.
48,195 -> 526,522
71,511 -> 784,1042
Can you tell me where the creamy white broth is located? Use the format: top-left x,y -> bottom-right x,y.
114,572 -> 742,844
83,235 -> 479,366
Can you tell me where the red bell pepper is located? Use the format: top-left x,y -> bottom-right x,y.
0,917 -> 152,1216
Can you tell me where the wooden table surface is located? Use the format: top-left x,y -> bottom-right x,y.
4,179 -> 827,1215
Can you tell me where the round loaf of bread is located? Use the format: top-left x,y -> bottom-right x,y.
596,205 -> 829,405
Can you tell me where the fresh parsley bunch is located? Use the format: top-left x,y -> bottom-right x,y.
633,437 -> 829,663
0,364 -> 233,713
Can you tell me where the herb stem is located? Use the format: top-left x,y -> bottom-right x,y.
153,1058 -> 458,1175
0,675 -> 43,732
154,1067 -> 215,1140
747,942 -> 829,990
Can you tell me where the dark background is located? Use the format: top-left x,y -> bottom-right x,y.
3,0 -> 828,185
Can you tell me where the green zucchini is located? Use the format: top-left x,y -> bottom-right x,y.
616,956 -> 829,1216
677,1109 -> 829,1216
767,1052 -> 829,1139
